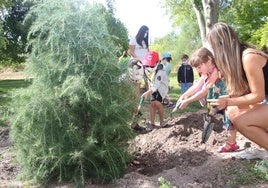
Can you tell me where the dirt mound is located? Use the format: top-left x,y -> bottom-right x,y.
0,110 -> 267,187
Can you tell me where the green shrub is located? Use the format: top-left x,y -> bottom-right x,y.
9,0 -> 135,186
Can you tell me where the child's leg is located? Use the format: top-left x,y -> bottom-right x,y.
155,101 -> 164,125
218,109 -> 239,152
219,123 -> 239,153
227,129 -> 237,143
150,101 -> 157,125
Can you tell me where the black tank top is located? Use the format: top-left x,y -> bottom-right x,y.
263,59 -> 268,94
243,50 -> 268,95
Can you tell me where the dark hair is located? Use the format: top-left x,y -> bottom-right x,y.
164,57 -> 172,62
181,54 -> 188,60
135,25 -> 149,48
155,63 -> 163,75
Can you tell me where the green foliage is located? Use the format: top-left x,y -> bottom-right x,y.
0,0 -> 14,7
220,0 -> 268,45
104,7 -> 129,56
0,79 -> 31,129
151,32 -> 179,62
0,79 -> 31,94
0,22 -> 7,50
9,0 -> 135,186
163,0 -> 194,27
161,0 -> 268,56
255,160 -> 268,178
0,0 -> 32,64
226,160 -> 268,187
157,0 -> 203,61
152,26 -> 200,74
158,176 -> 172,188
251,18 -> 268,50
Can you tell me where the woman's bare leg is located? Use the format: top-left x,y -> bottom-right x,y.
230,105 -> 268,150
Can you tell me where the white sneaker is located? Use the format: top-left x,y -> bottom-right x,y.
236,147 -> 268,160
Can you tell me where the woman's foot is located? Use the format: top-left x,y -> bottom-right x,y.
218,141 -> 239,153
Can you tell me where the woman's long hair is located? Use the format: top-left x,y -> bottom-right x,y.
135,25 -> 149,49
206,22 -> 249,96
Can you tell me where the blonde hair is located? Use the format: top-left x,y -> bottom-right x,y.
189,47 -> 215,67
206,22 -> 253,95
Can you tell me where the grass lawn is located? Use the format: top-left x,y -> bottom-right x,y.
0,79 -> 32,127
0,79 -> 31,94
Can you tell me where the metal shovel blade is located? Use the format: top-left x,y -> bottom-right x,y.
202,122 -> 215,143
201,114 -> 215,143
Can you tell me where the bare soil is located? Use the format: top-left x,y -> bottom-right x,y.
0,71 -> 267,188
0,68 -> 25,80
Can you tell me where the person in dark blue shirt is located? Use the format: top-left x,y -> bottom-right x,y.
177,54 -> 194,94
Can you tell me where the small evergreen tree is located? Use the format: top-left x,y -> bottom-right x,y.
9,0 -> 136,186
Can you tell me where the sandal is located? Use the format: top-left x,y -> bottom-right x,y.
218,141 -> 239,153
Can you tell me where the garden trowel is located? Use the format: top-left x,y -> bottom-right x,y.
201,113 -> 215,143
131,96 -> 147,132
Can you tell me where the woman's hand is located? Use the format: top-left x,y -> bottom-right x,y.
207,95 -> 229,110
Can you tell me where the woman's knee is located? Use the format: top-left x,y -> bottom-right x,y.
231,116 -> 245,131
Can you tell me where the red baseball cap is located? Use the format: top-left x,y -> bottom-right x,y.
142,51 -> 159,67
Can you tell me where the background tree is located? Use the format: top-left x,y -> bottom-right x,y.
251,18 -> 268,50
152,22 -> 200,65
0,0 -> 13,7
221,0 -> 268,49
160,0 -> 267,58
151,0 -> 201,64
0,22 -> 7,50
0,0 -> 14,62
104,3 -> 129,56
0,0 -> 32,65
163,0 -> 220,44
9,0 -> 135,186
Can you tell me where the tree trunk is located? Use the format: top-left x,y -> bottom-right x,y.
202,0 -> 219,32
192,2 -> 206,43
192,0 -> 219,45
